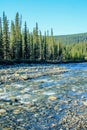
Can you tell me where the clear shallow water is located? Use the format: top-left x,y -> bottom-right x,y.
0,63 -> 87,129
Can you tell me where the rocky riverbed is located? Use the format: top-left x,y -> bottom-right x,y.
0,63 -> 87,129
0,64 -> 67,84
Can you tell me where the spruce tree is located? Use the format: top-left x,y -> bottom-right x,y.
0,17 -> 3,59
39,30 -> 43,61
3,12 -> 10,60
58,40 -> 62,61
33,23 -> 40,61
15,12 -> 22,59
43,31 -> 47,61
27,29 -> 30,59
23,21 -> 28,59
30,33 -> 34,60
50,28 -> 54,61
10,21 -> 16,59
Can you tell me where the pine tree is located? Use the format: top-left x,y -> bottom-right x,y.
33,23 -> 40,61
54,41 -> 59,61
45,30 -> 50,61
0,17 -> 3,59
43,31 -> 47,61
19,15 -> 22,59
10,21 -> 16,59
58,40 -> 62,61
23,21 -> 28,59
39,30 -> 43,61
3,12 -> 10,60
15,12 -> 22,59
27,29 -> 30,59
50,28 -> 54,61
30,33 -> 34,60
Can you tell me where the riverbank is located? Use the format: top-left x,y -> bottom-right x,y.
0,59 -> 87,65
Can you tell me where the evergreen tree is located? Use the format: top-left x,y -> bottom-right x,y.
58,40 -> 62,61
0,11 -> 87,63
27,29 -> 30,59
43,30 -> 51,61
0,17 -> 3,59
33,23 -> 40,61
3,12 -> 10,60
54,41 -> 59,61
15,12 -> 22,59
30,33 -> 34,60
39,30 -> 43,61
43,31 -> 47,61
23,21 -> 28,59
50,28 -> 54,61
10,21 -> 16,59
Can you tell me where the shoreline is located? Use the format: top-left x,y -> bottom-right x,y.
0,59 -> 87,65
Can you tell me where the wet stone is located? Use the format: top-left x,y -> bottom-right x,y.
48,96 -> 57,100
0,88 -> 3,92
3,128 -> 11,130
82,101 -> 87,106
54,105 -> 58,110
13,109 -> 20,114
0,109 -> 6,115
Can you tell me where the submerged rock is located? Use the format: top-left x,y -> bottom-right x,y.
14,73 -> 19,77
13,109 -> 20,114
51,123 -> 56,128
48,96 -> 57,100
0,65 -> 67,83
19,75 -> 28,80
3,128 -> 11,130
83,101 -> 87,106
0,109 -> 6,115
0,88 -> 3,92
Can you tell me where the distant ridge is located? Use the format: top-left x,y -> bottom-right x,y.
54,32 -> 87,44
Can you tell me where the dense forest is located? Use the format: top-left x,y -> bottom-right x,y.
55,33 -> 87,44
0,12 -> 87,64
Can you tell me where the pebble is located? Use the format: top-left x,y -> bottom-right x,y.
48,96 -> 57,100
54,105 -> 58,110
3,128 -> 11,130
0,109 -> 6,115
51,123 -> 56,128
83,101 -> 87,106
13,109 -> 20,114
0,88 -> 3,92
14,73 -> 19,77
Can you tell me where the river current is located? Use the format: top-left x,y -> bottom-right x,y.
0,63 -> 87,129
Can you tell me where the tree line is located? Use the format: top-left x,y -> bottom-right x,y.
55,33 -> 87,44
62,42 -> 87,62
0,12 -> 87,63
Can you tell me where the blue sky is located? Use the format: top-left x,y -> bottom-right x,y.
0,0 -> 87,35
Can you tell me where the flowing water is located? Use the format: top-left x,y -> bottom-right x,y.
0,63 -> 87,129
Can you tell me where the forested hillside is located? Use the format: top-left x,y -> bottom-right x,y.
55,33 -> 87,44
0,12 -> 87,63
